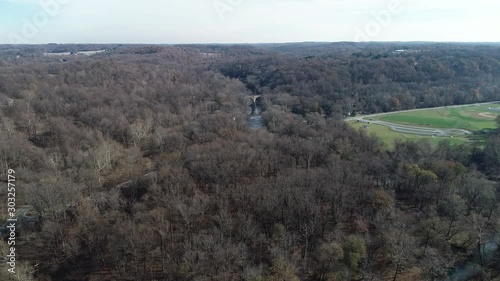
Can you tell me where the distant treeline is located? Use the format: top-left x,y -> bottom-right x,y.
212,43 -> 500,116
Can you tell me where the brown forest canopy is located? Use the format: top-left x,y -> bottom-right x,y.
0,43 -> 499,281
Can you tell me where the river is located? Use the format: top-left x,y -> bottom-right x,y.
448,236 -> 499,280
249,104 -> 263,129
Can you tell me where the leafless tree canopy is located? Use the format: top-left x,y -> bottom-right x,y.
0,43 -> 499,280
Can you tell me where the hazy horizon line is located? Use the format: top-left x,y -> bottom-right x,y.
2,40 -> 500,46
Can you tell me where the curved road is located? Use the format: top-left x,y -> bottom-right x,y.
346,101 -> 499,137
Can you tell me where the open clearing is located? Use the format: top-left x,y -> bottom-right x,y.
479,112 -> 497,119
348,102 -> 499,147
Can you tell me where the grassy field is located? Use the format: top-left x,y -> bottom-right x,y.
349,121 -> 469,148
379,105 -> 498,131
350,104 -> 500,148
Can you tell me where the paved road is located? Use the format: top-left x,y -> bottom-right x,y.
355,119 -> 471,137
346,101 -> 499,137
14,205 -> 34,218
0,205 -> 38,238
346,101 -> 500,122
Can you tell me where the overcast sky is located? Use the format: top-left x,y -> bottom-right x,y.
1,0 -> 499,44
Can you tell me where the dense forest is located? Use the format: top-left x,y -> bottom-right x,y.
0,43 -> 499,281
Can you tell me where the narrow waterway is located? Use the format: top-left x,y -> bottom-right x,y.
249,104 -> 263,129
448,237 -> 499,280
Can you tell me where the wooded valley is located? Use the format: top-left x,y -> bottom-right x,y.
0,43 -> 500,280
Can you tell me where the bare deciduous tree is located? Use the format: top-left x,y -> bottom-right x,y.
129,118 -> 153,148
91,138 -> 118,185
